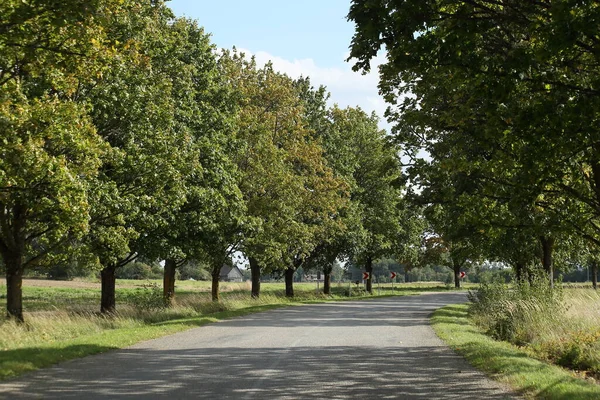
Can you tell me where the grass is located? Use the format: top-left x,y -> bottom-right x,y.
432,303 -> 600,399
468,279 -> 600,380
523,289 -> 600,379
0,279 -> 465,380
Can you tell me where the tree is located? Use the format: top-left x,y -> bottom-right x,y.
82,2 -> 193,313
123,18 -> 244,305
0,0 -> 127,321
348,0 -> 600,278
343,109 -> 405,293
220,51 -> 346,298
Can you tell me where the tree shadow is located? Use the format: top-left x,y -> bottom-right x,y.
0,345 -> 516,399
0,344 -> 117,381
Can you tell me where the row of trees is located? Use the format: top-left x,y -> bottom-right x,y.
0,0 -> 420,321
348,0 -> 600,289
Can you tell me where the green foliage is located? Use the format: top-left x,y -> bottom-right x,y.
115,262 -> 161,280
178,261 -> 210,281
348,0 -> 597,285
120,283 -> 167,311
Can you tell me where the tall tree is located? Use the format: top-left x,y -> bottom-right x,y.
220,51 -> 346,298
348,1 -> 600,277
83,1 -> 192,313
130,18 -> 244,305
0,0 -> 126,320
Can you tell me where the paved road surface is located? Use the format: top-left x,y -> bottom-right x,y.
0,292 -> 518,399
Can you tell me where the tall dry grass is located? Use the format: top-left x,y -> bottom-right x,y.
469,279 -> 600,378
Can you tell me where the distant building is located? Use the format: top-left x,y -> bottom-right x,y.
219,265 -> 243,282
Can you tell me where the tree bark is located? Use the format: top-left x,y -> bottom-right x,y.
323,271 -> 331,295
100,265 -> 117,314
163,258 -> 177,306
211,272 -> 220,302
365,255 -> 373,293
515,262 -> 525,282
249,257 -> 261,298
592,260 -> 598,290
323,263 -> 333,295
453,260 -> 461,289
285,267 -> 295,298
540,236 -> 555,288
211,261 -> 223,302
6,260 -> 24,322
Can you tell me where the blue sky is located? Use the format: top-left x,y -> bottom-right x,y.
167,0 -> 388,127
168,0 -> 355,67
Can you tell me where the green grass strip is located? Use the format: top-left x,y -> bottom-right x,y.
431,304 -> 600,400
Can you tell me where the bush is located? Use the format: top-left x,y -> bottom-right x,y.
120,283 -> 167,311
178,261 -> 210,281
116,262 -> 162,280
468,272 -> 564,345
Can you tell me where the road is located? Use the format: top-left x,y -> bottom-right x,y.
0,292 -> 517,399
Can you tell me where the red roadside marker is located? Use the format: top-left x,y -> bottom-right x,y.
459,271 -> 466,279
362,272 -> 370,280
390,272 -> 397,279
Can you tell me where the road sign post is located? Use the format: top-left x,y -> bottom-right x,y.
390,272 -> 397,293
362,271 -> 370,293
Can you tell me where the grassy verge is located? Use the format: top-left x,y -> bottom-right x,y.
432,304 -> 600,399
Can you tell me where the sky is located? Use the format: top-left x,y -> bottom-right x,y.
167,0 -> 388,129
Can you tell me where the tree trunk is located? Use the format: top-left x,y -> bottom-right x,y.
365,256 -> 373,293
249,257 -> 261,299
6,260 -> 24,322
163,258 -> 177,306
100,265 -> 117,314
540,236 -> 555,289
285,267 -> 295,298
211,263 -> 222,302
592,260 -> 598,290
453,260 -> 461,289
515,262 -> 525,282
323,263 -> 333,295
323,272 -> 331,295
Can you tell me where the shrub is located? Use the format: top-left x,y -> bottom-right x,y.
120,283 -> 168,311
116,262 -> 161,280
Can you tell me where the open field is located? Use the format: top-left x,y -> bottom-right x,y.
1,279 -> 472,313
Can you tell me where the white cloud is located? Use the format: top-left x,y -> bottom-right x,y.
237,48 -> 391,130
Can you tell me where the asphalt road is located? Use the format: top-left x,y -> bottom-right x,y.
0,292 -> 518,399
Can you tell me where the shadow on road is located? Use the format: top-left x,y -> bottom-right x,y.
1,292 -> 520,399
2,345 -> 513,399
